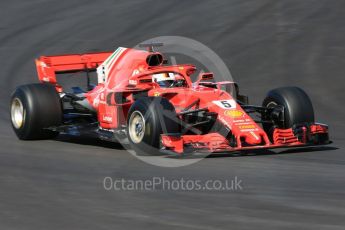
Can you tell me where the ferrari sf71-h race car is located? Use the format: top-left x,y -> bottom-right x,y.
10,44 -> 330,155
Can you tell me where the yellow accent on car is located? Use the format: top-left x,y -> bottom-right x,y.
224,110 -> 243,118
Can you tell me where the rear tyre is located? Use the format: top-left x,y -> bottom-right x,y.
10,83 -> 62,140
262,87 -> 314,137
127,97 -> 179,155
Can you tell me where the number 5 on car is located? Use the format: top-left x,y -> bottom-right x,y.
212,100 -> 237,109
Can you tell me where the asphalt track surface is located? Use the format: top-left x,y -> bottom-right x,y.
1,0 -> 345,229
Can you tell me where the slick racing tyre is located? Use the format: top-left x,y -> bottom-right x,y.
127,97 -> 179,155
262,86 -> 314,138
10,83 -> 62,140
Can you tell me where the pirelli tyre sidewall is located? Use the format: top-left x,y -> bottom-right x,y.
262,86 -> 315,139
10,83 -> 62,140
127,97 -> 179,156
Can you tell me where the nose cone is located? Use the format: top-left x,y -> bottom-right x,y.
244,132 -> 262,145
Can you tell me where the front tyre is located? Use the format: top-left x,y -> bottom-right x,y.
262,86 -> 315,138
10,83 -> 62,140
127,97 -> 179,155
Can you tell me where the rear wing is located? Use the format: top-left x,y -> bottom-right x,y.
35,52 -> 113,89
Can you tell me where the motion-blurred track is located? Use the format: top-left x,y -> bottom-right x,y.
1,0 -> 345,229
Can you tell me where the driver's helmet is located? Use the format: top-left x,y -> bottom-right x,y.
152,72 -> 176,88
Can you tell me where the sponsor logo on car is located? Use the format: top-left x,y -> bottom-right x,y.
129,79 -> 137,85
224,110 -> 243,118
102,115 -> 113,123
238,124 -> 256,129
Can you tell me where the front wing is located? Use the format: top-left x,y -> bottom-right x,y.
161,123 -> 330,154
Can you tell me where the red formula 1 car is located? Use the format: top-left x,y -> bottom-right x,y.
10,44 -> 330,155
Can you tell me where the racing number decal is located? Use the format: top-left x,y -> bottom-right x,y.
212,100 -> 237,109
221,101 -> 232,108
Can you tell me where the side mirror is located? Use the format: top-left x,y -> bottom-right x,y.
194,72 -> 215,88
201,72 -> 214,80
